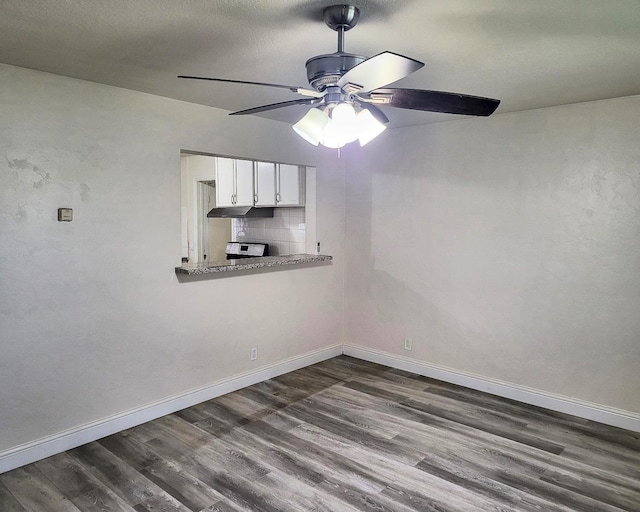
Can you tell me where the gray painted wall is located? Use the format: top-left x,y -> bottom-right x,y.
345,96 -> 640,414
2,60 -> 639,461
0,63 -> 346,452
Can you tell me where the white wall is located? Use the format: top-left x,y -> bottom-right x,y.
0,63 -> 346,453
345,96 -> 640,415
3,58 -> 639,468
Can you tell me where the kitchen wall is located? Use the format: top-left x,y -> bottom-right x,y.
344,95 -> 640,416
0,63 -> 346,457
234,207 -> 307,255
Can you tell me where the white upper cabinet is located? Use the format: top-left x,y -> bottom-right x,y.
254,162 -> 277,206
215,157 -> 254,207
215,158 -> 305,208
235,159 -> 254,206
277,164 -> 305,206
215,157 -> 235,207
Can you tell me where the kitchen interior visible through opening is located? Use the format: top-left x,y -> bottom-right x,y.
180,151 -> 315,264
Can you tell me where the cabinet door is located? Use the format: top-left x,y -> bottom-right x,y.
234,159 -> 255,206
215,157 -> 236,207
254,162 -> 277,206
277,164 -> 303,206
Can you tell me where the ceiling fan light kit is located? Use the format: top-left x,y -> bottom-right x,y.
292,102 -> 386,148
179,4 -> 500,150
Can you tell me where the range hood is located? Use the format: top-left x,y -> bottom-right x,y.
206,206 -> 274,219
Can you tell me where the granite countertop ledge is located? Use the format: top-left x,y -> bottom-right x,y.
175,253 -> 333,275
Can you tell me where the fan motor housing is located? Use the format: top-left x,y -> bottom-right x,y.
305,52 -> 367,90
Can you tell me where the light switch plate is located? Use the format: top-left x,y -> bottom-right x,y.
58,208 -> 73,221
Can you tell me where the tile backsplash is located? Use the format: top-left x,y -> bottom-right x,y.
232,207 -> 306,256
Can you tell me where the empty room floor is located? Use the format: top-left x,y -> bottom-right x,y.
1,356 -> 639,511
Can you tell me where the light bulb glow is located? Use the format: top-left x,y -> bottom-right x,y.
326,103 -> 358,146
321,119 -> 347,148
331,102 -> 356,124
292,102 -> 387,149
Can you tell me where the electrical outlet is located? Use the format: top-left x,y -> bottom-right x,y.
404,337 -> 412,351
250,347 -> 258,361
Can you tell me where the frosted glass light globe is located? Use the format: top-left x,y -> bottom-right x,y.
292,108 -> 330,146
329,103 -> 358,145
356,109 -> 387,146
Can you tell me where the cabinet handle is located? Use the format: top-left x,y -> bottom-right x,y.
232,194 -> 236,205
276,192 -> 281,203
254,194 -> 258,203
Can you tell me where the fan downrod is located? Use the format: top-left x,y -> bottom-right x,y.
324,5 -> 359,52
305,5 -> 365,90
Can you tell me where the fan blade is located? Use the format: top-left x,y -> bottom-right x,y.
337,52 -> 424,94
178,76 -> 324,98
361,88 -> 500,116
230,98 -> 322,116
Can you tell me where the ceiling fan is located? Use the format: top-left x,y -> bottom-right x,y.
179,5 -> 500,149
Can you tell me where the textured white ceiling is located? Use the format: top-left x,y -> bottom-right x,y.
1,0 -> 640,127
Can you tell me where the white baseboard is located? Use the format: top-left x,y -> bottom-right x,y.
343,344 -> 640,433
3,342 -> 638,474
0,344 -> 343,474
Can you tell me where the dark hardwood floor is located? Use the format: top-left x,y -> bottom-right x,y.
1,356 -> 639,511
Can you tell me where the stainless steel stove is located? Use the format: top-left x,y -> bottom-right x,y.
225,242 -> 270,259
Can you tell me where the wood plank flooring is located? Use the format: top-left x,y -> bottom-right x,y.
1,356 -> 639,511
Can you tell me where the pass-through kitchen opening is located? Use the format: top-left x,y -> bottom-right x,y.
180,151 -> 314,264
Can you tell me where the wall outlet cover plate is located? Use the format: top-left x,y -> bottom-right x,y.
58,208 -> 73,221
